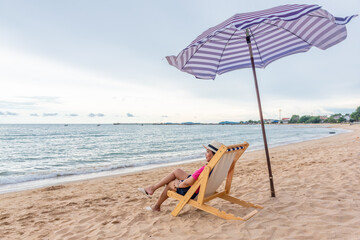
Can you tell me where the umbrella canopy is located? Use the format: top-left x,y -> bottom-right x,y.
166,4 -> 357,197
166,4 -> 357,79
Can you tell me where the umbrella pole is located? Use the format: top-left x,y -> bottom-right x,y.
246,29 -> 276,198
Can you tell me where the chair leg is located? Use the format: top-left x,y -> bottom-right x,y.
168,191 -> 262,220
167,191 -> 193,217
220,194 -> 263,209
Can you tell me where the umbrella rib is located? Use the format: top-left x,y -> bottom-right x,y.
214,29 -> 239,75
256,14 -> 346,46
247,14 -> 334,51
181,42 -> 206,71
258,21 -> 311,46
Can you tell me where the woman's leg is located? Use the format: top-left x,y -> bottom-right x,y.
145,168 -> 188,195
151,180 -> 176,211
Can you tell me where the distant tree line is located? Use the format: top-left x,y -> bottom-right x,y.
236,106 -> 360,124
289,105 -> 360,124
239,120 -> 260,124
350,106 -> 360,121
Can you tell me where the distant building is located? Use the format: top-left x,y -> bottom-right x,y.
319,116 -> 328,123
264,119 -> 278,124
264,119 -> 273,124
282,118 -> 290,123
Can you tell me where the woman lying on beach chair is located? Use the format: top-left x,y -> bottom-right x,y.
138,140 -> 222,211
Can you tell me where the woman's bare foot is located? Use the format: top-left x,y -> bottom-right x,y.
145,205 -> 160,211
144,186 -> 155,195
151,205 -> 160,211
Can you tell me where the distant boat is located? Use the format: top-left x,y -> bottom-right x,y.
97,124 -> 101,126
64,124 -> 68,126
329,131 -> 336,134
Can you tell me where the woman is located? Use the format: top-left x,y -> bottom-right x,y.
138,140 -> 222,211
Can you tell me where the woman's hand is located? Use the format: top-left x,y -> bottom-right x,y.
174,179 -> 179,191
174,179 -> 180,189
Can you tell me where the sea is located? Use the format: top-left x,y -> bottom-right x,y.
0,124 -> 349,194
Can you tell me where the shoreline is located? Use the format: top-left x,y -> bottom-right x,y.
0,124 -> 350,195
0,157 -> 204,195
1,124 -> 359,239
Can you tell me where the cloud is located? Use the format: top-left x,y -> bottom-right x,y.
126,113 -> 135,117
161,115 -> 168,118
0,111 -> 18,116
0,97 -> 60,110
88,113 -> 105,117
7,111 -> 18,115
30,113 -> 39,117
324,107 -> 356,115
0,100 -> 35,109
22,96 -> 60,104
43,113 -> 58,117
66,114 -> 78,117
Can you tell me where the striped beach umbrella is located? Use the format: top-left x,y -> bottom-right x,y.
166,4 -> 357,197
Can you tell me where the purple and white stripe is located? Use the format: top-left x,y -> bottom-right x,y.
227,146 -> 244,152
166,4 -> 357,80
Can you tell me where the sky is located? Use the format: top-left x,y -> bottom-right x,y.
0,0 -> 359,124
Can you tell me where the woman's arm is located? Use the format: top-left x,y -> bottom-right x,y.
177,176 -> 195,188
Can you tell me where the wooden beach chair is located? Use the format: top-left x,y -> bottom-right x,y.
167,142 -> 263,220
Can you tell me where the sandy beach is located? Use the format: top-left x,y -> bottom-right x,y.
1,124 -> 360,240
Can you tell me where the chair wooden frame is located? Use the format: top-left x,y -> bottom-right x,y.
167,142 -> 263,220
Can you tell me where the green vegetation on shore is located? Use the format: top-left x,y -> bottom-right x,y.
289,105 -> 360,124
112,106 -> 360,125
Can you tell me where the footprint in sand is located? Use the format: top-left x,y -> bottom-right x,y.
42,185 -> 65,191
0,214 -> 10,220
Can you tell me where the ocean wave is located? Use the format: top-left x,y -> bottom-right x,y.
0,124 -> 350,192
0,153 -> 204,186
